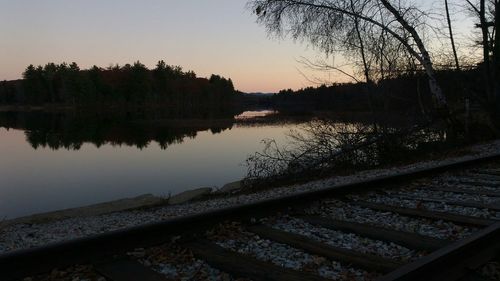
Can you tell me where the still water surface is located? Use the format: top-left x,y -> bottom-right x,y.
0,110 -> 306,219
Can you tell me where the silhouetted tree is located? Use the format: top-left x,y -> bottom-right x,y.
445,0 -> 460,70
490,0 -> 498,114
465,0 -> 497,103
43,63 -> 58,103
250,0 -> 449,116
9,61 -> 236,108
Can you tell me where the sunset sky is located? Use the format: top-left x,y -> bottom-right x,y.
1,0 -> 476,93
0,0 -> 323,93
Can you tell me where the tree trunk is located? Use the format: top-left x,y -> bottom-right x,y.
480,0 -> 493,103
445,0 -> 460,70
494,1 -> 500,117
380,0 -> 448,115
351,2 -> 375,113
416,76 -> 429,120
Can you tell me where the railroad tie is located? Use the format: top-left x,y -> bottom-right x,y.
427,186 -> 500,198
298,215 -> 450,252
94,259 -> 174,281
246,224 -> 402,273
378,222 -> 500,281
460,271 -> 499,281
389,194 -> 500,211
185,240 -> 329,281
471,169 -> 500,177
446,179 -> 500,188
351,201 -> 496,227
464,172 -> 500,182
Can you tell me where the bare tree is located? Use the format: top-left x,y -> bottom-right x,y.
245,118 -> 442,182
494,0 -> 500,115
445,0 -> 461,70
348,0 -> 373,85
249,0 -> 450,116
245,121 -> 380,180
465,0 -> 497,101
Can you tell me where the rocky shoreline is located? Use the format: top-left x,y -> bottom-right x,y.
1,140 -> 500,255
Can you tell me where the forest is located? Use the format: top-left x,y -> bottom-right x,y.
268,68 -> 484,114
0,60 -> 236,108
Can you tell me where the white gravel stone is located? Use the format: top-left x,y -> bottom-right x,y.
361,194 -> 499,219
434,181 -> 500,192
1,140 -> 499,254
152,260 -> 228,281
444,176 -> 500,186
138,245 -> 232,281
215,230 -> 371,280
269,217 -> 420,261
382,188 -> 500,204
306,199 -> 476,240
463,171 -> 500,180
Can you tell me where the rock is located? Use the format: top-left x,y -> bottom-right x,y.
3,194 -> 165,226
219,180 -> 242,193
168,188 -> 212,205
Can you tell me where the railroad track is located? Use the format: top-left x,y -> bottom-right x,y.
2,154 -> 500,281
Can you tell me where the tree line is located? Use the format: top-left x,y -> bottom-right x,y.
270,68 -> 484,114
0,60 -> 236,108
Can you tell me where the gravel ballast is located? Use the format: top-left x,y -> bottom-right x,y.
211,226 -> 373,280
305,199 -> 477,240
361,195 -> 499,219
1,140 -> 500,254
134,244 -> 237,281
267,217 -> 420,261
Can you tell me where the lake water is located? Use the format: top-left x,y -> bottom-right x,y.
0,109 -> 310,219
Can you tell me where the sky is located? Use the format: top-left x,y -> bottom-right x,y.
0,0 -> 326,93
0,0 -> 478,93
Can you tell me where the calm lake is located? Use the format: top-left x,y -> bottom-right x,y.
0,109 -> 311,219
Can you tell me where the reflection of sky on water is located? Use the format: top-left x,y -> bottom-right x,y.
235,110 -> 278,120
0,123 -> 295,219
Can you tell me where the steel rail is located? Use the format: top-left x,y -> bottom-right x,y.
378,222 -> 500,281
1,152 -> 500,280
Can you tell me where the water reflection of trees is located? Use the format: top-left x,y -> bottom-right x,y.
0,108 -> 239,150
0,109 -> 433,152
